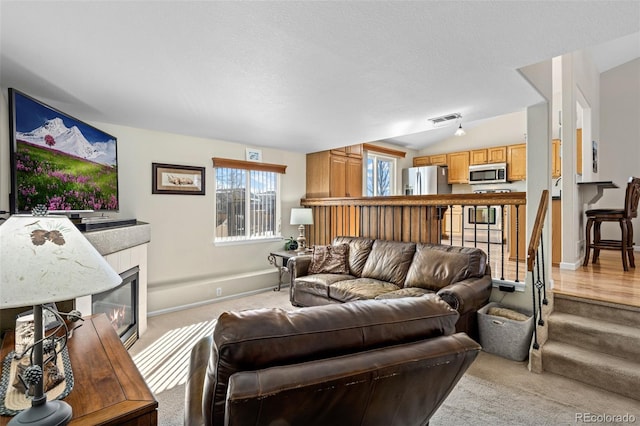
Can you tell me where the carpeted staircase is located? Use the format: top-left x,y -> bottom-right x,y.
541,294 -> 640,401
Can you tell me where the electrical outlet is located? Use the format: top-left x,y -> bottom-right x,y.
216,288 -> 222,296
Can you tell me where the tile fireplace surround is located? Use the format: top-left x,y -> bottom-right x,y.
76,222 -> 151,336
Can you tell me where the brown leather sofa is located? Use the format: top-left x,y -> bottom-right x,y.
289,236 -> 493,339
185,295 -> 480,426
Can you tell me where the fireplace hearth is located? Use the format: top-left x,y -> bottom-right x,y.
92,266 -> 139,349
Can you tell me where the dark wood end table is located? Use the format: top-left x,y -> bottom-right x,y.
0,314 -> 158,426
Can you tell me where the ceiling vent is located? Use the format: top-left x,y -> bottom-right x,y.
429,113 -> 461,126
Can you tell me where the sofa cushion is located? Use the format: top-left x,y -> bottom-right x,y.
375,287 -> 434,299
293,273 -> 354,298
205,295 -> 459,426
333,236 -> 375,277
404,243 -> 487,290
308,243 -> 350,274
361,240 -> 416,286
329,278 -> 401,302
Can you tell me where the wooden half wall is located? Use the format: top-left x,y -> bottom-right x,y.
300,193 -> 526,246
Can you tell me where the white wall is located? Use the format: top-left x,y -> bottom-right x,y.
559,50 -> 601,268
597,58 -> 640,242
0,90 -> 307,314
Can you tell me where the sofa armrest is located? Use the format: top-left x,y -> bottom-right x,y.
288,255 -> 311,279
185,335 -> 212,426
437,274 -> 492,316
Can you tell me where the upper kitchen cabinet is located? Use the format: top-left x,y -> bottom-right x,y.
447,151 -> 470,184
471,147 -> 507,165
507,144 -> 526,181
428,154 -> 448,166
307,145 -> 363,198
552,139 -> 561,178
488,147 -> 507,163
470,149 -> 488,165
413,153 -> 447,167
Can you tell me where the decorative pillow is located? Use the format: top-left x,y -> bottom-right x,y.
308,244 -> 350,274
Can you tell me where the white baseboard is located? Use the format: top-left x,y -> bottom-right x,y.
148,285 -> 277,317
147,268 -> 279,315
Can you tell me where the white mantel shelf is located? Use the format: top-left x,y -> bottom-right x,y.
82,221 -> 151,255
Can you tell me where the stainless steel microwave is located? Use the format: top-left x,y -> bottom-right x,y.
468,162 -> 508,184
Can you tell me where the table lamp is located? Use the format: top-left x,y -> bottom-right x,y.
290,208 -> 313,251
0,214 -> 122,425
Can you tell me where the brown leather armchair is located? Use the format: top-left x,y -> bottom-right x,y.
185,295 -> 480,426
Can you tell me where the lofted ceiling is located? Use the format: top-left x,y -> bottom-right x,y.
1,1 -> 639,153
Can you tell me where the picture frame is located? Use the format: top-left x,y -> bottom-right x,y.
245,148 -> 262,162
152,163 -> 205,195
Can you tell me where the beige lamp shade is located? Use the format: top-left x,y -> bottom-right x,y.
0,215 -> 122,309
290,208 -> 313,225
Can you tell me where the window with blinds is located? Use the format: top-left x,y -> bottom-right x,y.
214,163 -> 282,242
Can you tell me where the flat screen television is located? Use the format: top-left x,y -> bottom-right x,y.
8,88 -> 119,214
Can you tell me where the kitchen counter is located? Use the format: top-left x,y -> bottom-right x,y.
577,181 -> 618,204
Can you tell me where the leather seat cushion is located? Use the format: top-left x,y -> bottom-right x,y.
294,274 -> 354,298
361,240 -> 416,286
375,287 -> 434,299
404,243 -> 487,291
329,278 -> 401,302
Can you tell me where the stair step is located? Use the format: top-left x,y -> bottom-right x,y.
554,294 -> 640,328
548,312 -> 640,362
542,341 -> 640,401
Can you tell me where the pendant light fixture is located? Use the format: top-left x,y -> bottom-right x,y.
454,123 -> 466,136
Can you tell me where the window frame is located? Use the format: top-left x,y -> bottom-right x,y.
212,158 -> 286,245
366,152 -> 397,197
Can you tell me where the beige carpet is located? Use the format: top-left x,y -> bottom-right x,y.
129,289 -> 640,426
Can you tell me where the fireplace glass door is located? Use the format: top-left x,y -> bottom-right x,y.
92,266 -> 139,347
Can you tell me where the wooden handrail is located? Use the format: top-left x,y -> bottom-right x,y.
527,190 -> 549,272
301,192 -> 526,207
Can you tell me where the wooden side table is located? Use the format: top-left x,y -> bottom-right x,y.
0,314 -> 158,425
268,250 -> 311,291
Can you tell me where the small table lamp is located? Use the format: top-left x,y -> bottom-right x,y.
0,215 -> 122,425
290,208 -> 313,251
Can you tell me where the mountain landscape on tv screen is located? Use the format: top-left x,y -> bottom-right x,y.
15,118 -> 118,212
16,117 -> 116,166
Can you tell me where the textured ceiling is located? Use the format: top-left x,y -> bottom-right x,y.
1,1 -> 639,153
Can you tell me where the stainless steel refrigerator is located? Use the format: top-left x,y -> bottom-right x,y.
402,165 -> 451,195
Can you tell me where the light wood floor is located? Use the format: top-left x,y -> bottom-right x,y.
445,236 -> 640,308
553,250 -> 640,308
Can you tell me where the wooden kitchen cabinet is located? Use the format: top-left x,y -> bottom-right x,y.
488,146 -> 507,163
470,146 -> 507,165
429,154 -> 447,165
413,154 -> 447,167
576,128 -> 583,175
413,156 -> 430,166
442,205 -> 463,238
307,145 -> 363,197
447,151 -> 470,184
470,149 -> 488,165
552,139 -> 562,178
509,204 -> 526,261
507,143 -> 527,181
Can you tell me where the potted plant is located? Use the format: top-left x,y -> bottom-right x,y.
284,236 -> 298,251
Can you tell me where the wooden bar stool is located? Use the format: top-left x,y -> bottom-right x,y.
583,177 -> 640,271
